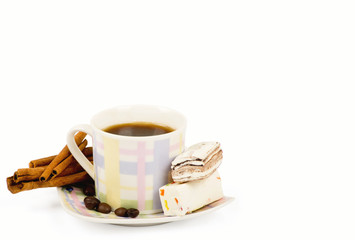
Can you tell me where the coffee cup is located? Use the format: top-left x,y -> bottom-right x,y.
67,105 -> 186,214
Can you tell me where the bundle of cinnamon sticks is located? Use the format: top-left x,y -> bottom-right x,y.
7,132 -> 93,194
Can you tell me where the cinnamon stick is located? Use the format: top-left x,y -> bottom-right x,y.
39,131 -> 86,182
27,146 -> 91,168
14,166 -> 46,183
13,154 -> 93,183
29,155 -> 56,168
82,147 -> 93,156
52,140 -> 88,177
57,156 -> 93,177
7,171 -> 90,194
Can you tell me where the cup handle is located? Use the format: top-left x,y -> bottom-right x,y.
67,124 -> 95,179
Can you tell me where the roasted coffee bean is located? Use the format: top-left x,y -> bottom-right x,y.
114,207 -> 128,217
83,184 -> 95,196
64,185 -> 73,192
97,202 -> 112,214
127,208 -> 139,218
84,196 -> 100,210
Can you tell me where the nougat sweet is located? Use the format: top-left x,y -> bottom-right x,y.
159,171 -> 223,216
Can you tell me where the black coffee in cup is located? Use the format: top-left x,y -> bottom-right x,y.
103,122 -> 174,137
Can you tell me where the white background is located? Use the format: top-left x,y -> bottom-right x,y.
0,0 -> 354,239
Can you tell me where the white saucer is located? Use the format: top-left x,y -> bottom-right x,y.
57,186 -> 234,226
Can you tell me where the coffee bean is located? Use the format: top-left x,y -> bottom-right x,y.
114,207 -> 128,217
64,185 -> 73,192
127,208 -> 139,218
97,202 -> 112,214
84,196 -> 100,210
83,184 -> 95,196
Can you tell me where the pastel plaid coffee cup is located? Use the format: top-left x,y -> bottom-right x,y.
67,105 -> 186,214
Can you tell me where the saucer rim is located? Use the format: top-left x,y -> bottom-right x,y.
57,187 -> 234,226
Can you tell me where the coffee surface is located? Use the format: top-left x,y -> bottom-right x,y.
103,122 -> 174,136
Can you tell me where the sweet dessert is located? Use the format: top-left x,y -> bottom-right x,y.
159,171 -> 223,216
171,141 -> 223,183
160,141 -> 225,216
